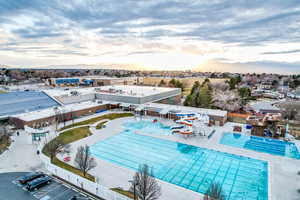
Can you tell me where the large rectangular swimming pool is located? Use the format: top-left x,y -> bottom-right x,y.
220,132 -> 300,159
90,131 -> 268,200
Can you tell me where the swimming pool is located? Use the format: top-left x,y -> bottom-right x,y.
220,132 -> 300,159
91,131 -> 268,200
123,119 -> 172,135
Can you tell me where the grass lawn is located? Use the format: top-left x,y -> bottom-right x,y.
96,121 -> 108,130
52,157 -> 95,181
60,112 -> 133,131
0,136 -> 11,154
111,188 -> 134,199
43,113 -> 133,182
57,126 -> 91,144
0,90 -> 6,94
43,126 -> 94,181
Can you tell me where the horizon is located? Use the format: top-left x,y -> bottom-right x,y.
0,1 -> 300,74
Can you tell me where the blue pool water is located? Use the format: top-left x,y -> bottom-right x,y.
123,120 -> 172,135
0,91 -> 59,116
220,132 -> 300,159
91,131 -> 268,200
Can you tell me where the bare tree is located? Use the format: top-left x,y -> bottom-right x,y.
44,138 -> 70,162
278,101 -> 300,120
212,89 -> 241,112
203,183 -> 225,200
131,164 -> 161,200
74,145 -> 97,177
0,125 -> 10,153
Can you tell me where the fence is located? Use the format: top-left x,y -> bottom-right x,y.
39,148 -> 130,200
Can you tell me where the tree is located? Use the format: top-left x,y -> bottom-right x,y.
131,164 -> 161,200
191,81 -> 201,94
279,101 -> 300,120
44,138 -> 70,162
203,183 -> 225,200
0,125 -> 10,152
212,89 -> 241,112
158,80 -> 166,87
238,87 -> 251,105
238,87 -> 251,99
75,145 -> 97,177
168,78 -> 176,87
184,81 -> 212,108
227,76 -> 241,90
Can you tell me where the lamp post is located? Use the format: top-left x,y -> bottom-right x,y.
128,180 -> 138,200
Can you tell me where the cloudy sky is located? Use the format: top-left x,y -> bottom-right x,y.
0,0 -> 300,73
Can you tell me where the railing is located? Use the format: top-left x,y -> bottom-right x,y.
39,145 -> 130,200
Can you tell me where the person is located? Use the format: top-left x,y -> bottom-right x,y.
16,131 -> 19,136
37,150 -> 40,155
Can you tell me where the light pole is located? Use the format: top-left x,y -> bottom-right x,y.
128,180 -> 138,200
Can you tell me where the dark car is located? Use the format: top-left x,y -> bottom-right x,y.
18,172 -> 44,184
26,176 -> 51,191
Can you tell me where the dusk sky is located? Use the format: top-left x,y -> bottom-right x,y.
0,0 -> 300,73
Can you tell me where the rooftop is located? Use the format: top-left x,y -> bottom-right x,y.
249,101 -> 280,112
11,101 -> 106,121
44,85 -> 179,99
147,103 -> 228,117
0,91 -> 59,117
95,85 -> 179,97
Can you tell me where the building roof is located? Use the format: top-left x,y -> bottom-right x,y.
44,85 -> 179,99
249,101 -> 280,112
11,101 -> 107,122
147,103 -> 227,117
0,91 -> 59,117
95,85 -> 180,97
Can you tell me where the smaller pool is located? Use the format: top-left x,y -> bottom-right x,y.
123,119 -> 172,135
220,132 -> 300,159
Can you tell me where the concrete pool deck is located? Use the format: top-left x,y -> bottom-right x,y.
58,116 -> 300,200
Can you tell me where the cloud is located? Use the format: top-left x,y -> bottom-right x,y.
0,0 -> 300,73
262,49 -> 300,55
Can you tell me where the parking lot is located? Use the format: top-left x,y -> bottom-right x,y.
1,172 -> 96,200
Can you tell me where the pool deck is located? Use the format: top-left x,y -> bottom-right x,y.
59,116 -> 300,200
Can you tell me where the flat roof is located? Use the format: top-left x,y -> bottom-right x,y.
147,103 -> 227,117
11,101 -> 107,122
249,101 -> 280,112
96,85 -> 179,97
44,85 -> 179,99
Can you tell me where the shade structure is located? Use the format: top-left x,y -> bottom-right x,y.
135,105 -> 145,112
159,108 -> 169,115
120,103 -> 131,107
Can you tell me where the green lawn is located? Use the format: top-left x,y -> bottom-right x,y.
52,157 -> 95,182
57,126 -> 91,144
42,126 -> 94,181
0,135 -> 11,154
96,121 -> 108,130
60,113 -> 133,131
111,188 -> 134,199
42,112 -> 134,182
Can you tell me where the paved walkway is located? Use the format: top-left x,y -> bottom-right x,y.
0,110 -> 119,174
0,131 -> 43,173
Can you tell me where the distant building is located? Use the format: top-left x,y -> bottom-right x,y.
47,76 -> 143,87
248,101 -> 281,114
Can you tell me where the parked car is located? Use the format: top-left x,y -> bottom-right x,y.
26,176 -> 52,191
18,172 -> 44,184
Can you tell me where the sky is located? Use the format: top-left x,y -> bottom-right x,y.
0,0 -> 300,74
